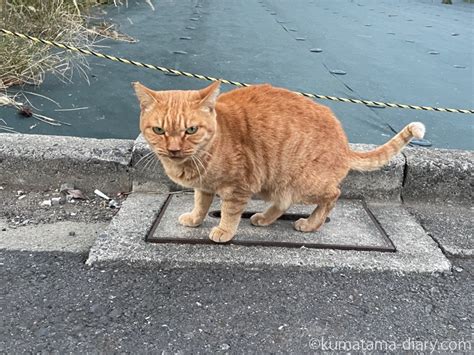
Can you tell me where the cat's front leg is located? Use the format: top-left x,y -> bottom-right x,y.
209,194 -> 250,243
179,189 -> 214,227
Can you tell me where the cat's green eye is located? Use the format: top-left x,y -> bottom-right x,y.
152,127 -> 165,135
185,126 -> 198,135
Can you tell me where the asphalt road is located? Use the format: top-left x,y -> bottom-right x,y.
1,250 -> 472,353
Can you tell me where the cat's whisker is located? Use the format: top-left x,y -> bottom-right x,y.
151,157 -> 161,171
143,154 -> 158,171
191,156 -> 203,183
138,156 -> 153,171
198,149 -> 213,159
194,155 -> 207,176
134,151 -> 154,167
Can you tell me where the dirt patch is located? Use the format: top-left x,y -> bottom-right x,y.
0,187 -> 127,228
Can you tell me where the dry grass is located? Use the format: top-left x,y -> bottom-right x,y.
0,0 -> 116,88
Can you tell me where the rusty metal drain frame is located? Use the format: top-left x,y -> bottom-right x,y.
146,194 -> 396,253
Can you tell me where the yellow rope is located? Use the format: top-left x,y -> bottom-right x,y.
2,28 -> 473,114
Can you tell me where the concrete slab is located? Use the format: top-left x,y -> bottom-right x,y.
406,203 -> 473,258
148,194 -> 394,251
0,219 -> 107,253
87,193 -> 451,273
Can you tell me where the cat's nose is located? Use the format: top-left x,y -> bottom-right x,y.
167,148 -> 182,156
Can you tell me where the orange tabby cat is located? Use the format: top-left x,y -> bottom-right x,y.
134,81 -> 425,243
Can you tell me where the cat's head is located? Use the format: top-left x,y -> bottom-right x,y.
133,81 -> 220,163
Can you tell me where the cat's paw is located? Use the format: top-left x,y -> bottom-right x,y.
250,213 -> 271,226
178,212 -> 203,227
209,226 -> 234,243
294,218 -> 314,232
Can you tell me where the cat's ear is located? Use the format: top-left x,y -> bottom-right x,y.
197,81 -> 220,112
132,82 -> 157,112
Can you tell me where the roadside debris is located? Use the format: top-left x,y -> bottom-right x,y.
1,186 -> 125,227
40,200 -> 52,207
60,183 -> 88,201
94,189 -> 121,209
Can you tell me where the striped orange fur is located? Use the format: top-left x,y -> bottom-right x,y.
134,82 -> 425,243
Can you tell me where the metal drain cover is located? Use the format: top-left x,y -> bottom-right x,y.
147,194 -> 395,252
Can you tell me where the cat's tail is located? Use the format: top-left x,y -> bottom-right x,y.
349,122 -> 425,172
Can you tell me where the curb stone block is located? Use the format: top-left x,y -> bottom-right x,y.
342,144 -> 404,200
0,133 -> 133,194
402,148 -> 473,204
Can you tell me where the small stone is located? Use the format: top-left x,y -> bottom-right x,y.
36,327 -> 49,337
108,199 -> 120,209
69,231 -> 76,237
330,69 -> 347,75
1,227 -> 6,232
195,301 -> 202,307
405,39 -> 415,43
310,48 -> 323,53
295,37 -> 306,41
173,50 -> 188,55
59,195 -> 67,205
453,266 -> 463,273
185,26 -> 196,30
220,344 -> 230,350
453,65 -> 466,69
451,33 -> 459,36
18,195 -> 26,200
364,24 -> 372,27
189,17 -> 199,21
180,36 -> 192,40
60,182 -> 75,193
51,197 -> 61,206
109,309 -> 121,318
428,50 -> 440,55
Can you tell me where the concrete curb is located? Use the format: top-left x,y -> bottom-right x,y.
0,133 -> 472,202
0,134 -> 133,194
402,147 -> 473,204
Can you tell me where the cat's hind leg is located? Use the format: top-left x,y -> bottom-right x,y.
250,199 -> 291,227
294,186 -> 340,232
